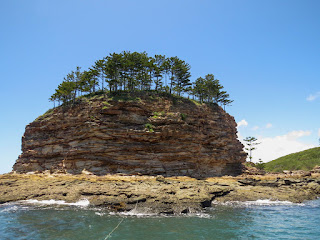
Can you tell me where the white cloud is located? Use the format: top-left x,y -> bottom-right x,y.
265,123 -> 272,129
252,126 -> 259,131
237,119 -> 248,127
240,130 -> 315,163
286,130 -> 311,140
307,91 -> 320,101
318,128 -> 320,137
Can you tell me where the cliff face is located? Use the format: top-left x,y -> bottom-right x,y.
13,93 -> 246,178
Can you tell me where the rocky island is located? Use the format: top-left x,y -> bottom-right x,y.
1,92 -> 319,214
1,51 -> 320,214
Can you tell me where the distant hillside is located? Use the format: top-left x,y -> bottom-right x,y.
264,147 -> 320,172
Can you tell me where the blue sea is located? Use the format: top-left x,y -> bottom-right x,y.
1,198 -> 319,240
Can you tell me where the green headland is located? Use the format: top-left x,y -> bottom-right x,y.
265,147 -> 320,172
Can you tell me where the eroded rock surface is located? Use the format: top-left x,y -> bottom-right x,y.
13,94 -> 246,178
1,173 -> 320,214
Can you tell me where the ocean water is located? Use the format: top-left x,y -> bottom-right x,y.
1,198 -> 319,240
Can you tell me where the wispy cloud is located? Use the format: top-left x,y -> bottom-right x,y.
286,130 -> 311,140
265,123 -> 272,129
318,128 -> 320,137
251,123 -> 271,130
237,119 -> 248,127
307,92 -> 320,101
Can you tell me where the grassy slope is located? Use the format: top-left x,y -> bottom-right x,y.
264,147 -> 320,172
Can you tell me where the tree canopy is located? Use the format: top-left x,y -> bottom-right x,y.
49,51 -> 233,109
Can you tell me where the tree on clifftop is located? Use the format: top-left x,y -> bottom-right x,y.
49,51 -> 233,108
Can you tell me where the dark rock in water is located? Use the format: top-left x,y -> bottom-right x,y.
13,94 -> 246,178
201,199 -> 213,208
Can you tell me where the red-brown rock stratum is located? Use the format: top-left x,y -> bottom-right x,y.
13,92 -> 246,178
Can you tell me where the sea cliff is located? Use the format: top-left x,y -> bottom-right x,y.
13,92 -> 246,178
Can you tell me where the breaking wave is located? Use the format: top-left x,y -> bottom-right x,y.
21,199 -> 90,207
212,199 -> 304,206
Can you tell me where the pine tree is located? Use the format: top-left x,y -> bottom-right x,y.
105,53 -> 123,92
153,55 -> 165,91
243,136 -> 260,162
193,77 -> 206,103
173,59 -> 191,96
93,59 -> 106,90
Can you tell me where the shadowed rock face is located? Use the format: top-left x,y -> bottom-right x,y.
13,94 -> 246,178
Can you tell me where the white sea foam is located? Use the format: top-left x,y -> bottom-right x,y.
0,202 -> 35,212
117,208 -> 156,217
0,205 -> 20,213
212,199 -> 304,206
95,212 -> 106,216
109,208 -> 211,218
21,199 -> 90,207
243,199 -> 298,206
186,212 -> 211,218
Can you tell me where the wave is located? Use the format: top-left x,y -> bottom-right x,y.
0,204 -> 21,213
109,207 -> 157,217
212,199 -> 304,206
21,199 -> 90,207
243,199 -> 302,206
107,208 -> 211,218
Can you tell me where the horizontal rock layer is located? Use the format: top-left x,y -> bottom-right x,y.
1,173 -> 320,214
13,94 -> 246,178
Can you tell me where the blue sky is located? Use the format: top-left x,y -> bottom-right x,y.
1,0 -> 319,173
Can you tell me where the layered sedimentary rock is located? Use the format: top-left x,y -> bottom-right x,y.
1,174 -> 320,213
13,93 -> 246,178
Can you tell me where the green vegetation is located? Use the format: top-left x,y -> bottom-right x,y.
264,147 -> 320,172
145,123 -> 155,132
152,111 -> 165,119
243,160 -> 265,171
180,113 -> 187,121
102,101 -> 111,110
35,108 -> 54,121
193,74 -> 233,106
255,159 -> 265,170
49,51 -> 233,109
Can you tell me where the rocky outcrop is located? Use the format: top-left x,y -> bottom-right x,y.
13,93 -> 246,178
0,174 -> 231,214
1,173 -> 320,214
214,174 -> 320,203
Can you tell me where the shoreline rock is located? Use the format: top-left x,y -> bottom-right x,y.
1,173 -> 320,214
